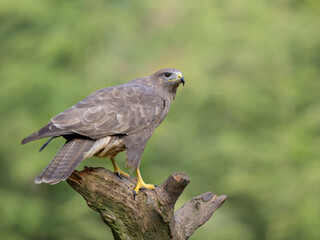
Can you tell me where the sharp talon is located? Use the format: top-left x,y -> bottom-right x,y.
115,171 -> 122,179
133,191 -> 137,200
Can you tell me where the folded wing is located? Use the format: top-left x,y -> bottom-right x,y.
21,83 -> 164,144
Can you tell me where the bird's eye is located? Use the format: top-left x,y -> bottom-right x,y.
164,72 -> 172,78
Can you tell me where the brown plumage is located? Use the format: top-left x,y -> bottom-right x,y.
22,68 -> 185,185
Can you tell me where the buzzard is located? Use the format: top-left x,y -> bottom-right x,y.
21,68 -> 185,196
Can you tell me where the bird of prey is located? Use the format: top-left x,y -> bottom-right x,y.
21,68 -> 185,197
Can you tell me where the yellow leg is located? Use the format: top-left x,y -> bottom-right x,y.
111,157 -> 130,178
133,169 -> 156,198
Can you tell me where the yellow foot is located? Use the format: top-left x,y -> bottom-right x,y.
110,157 -> 130,179
115,169 -> 130,179
133,169 -> 157,199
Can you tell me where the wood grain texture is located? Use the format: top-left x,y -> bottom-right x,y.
67,167 -> 227,240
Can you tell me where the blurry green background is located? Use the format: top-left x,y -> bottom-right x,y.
1,0 -> 320,239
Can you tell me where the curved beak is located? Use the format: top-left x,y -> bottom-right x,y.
176,73 -> 185,86
180,77 -> 185,86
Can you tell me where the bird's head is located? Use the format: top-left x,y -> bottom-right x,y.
152,68 -> 185,87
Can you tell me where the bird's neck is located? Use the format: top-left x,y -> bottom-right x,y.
130,78 -> 178,102
166,85 -> 179,101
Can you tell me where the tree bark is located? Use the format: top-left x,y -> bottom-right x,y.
67,167 -> 227,240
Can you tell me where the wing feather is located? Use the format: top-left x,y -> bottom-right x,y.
50,83 -> 164,139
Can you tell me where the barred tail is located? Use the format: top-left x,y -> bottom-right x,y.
34,138 -> 95,184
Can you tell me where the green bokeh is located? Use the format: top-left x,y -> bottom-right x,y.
1,0 -> 320,239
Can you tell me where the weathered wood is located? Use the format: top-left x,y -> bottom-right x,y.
67,167 -> 227,240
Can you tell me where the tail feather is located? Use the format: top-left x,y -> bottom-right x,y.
35,138 -> 95,184
21,122 -> 70,145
